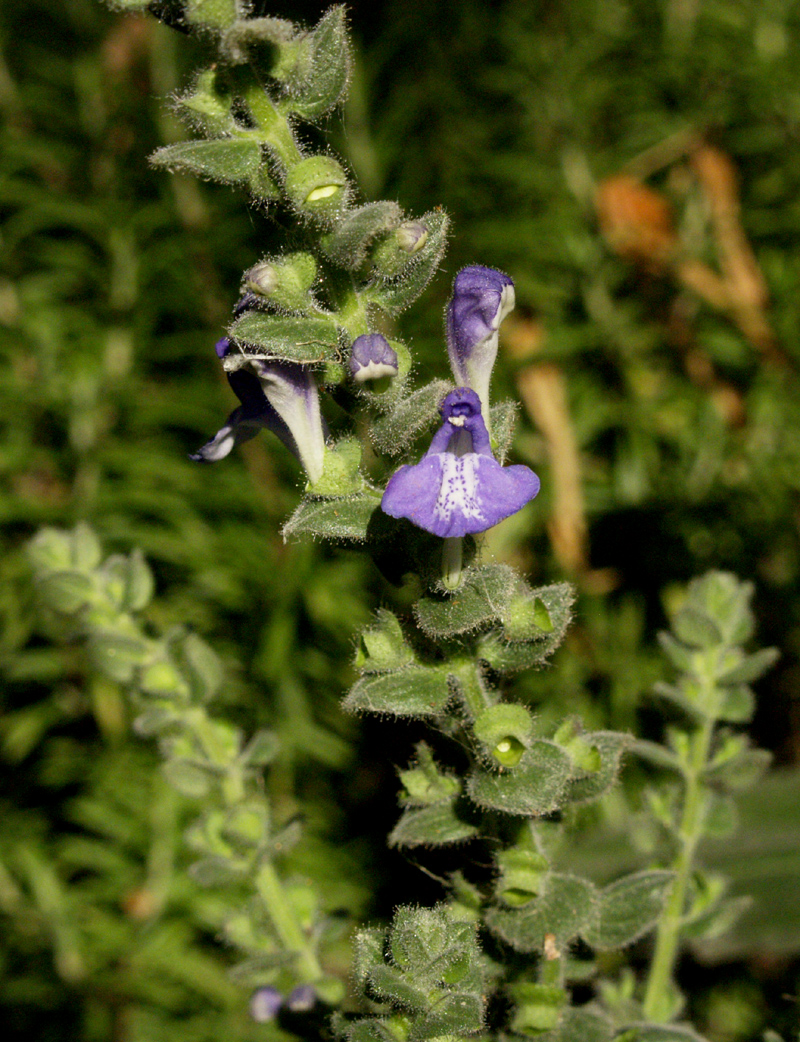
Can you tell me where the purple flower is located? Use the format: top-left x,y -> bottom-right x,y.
192,352 -> 327,485
285,984 -> 317,1012
446,266 -> 515,419
381,388 -> 539,537
250,986 -> 283,1023
349,333 -> 399,383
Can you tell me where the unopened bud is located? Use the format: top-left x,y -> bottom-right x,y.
349,333 -> 399,384
396,220 -> 428,254
285,984 -> 316,1012
243,253 -> 317,312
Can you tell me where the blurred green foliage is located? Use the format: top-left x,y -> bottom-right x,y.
1,0 -> 800,1039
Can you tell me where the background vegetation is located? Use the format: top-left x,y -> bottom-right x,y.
1,0 -> 799,1039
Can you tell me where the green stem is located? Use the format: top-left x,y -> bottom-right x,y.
255,862 -> 323,982
642,710 -> 716,1021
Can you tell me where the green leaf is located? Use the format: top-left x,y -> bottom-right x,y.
282,492 -> 381,542
670,606 -> 723,650
704,747 -> 773,791
366,211 -> 449,315
344,667 -> 451,718
371,380 -> 451,456
27,527 -> 73,572
226,313 -> 339,365
283,6 -> 351,120
150,138 -> 264,185
71,523 -> 103,570
630,739 -> 683,772
368,964 -> 427,1009
322,201 -> 402,268
486,873 -> 597,951
414,565 -> 518,638
718,647 -> 779,685
717,684 -> 756,723
356,610 -> 416,673
623,1025 -> 711,1042
174,633 -> 223,703
124,549 -> 155,611
414,990 -> 486,1039
546,1007 -> 614,1042
89,632 -> 152,683
489,399 -> 519,463
162,759 -> 213,799
582,871 -> 674,950
37,571 -> 94,614
467,740 -> 574,815
240,729 -> 280,767
390,801 -> 479,848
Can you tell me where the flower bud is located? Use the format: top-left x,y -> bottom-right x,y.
285,156 -> 349,223
447,265 -> 515,421
371,219 -> 429,276
244,252 -> 317,312
396,220 -> 428,254
349,333 -> 399,384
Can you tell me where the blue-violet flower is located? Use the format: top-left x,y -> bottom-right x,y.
446,265 -> 515,419
192,349 -> 326,485
349,333 -> 399,383
381,387 -> 539,537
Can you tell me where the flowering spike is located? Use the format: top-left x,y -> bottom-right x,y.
446,266 -> 515,419
349,333 -> 399,383
381,388 -> 539,538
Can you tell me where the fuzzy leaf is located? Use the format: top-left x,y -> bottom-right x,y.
631,739 -> 683,772
356,610 -> 415,673
371,379 -> 451,456
344,667 -> 451,718
486,873 -> 597,951
467,740 -> 574,816
150,138 -> 264,185
489,399 -> 519,463
414,565 -> 517,638
37,571 -> 94,614
671,606 -> 723,650
322,201 -> 402,268
390,801 -> 479,848
704,748 -> 773,792
582,871 -> 674,950
283,6 -> 351,120
366,211 -> 449,315
174,632 -> 223,703
718,647 -> 779,685
717,684 -> 756,723
545,1007 -> 614,1042
89,632 -> 152,683
283,493 -> 381,542
226,313 -> 339,365
476,583 -> 575,672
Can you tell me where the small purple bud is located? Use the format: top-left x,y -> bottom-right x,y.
215,336 -> 230,359
396,220 -> 428,254
349,333 -> 399,384
446,265 -> 515,421
245,261 -> 278,296
250,986 -> 283,1023
285,984 -> 316,1012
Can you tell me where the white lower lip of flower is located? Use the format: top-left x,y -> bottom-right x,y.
354,360 -> 398,383
448,415 -> 466,427
434,454 -> 486,529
